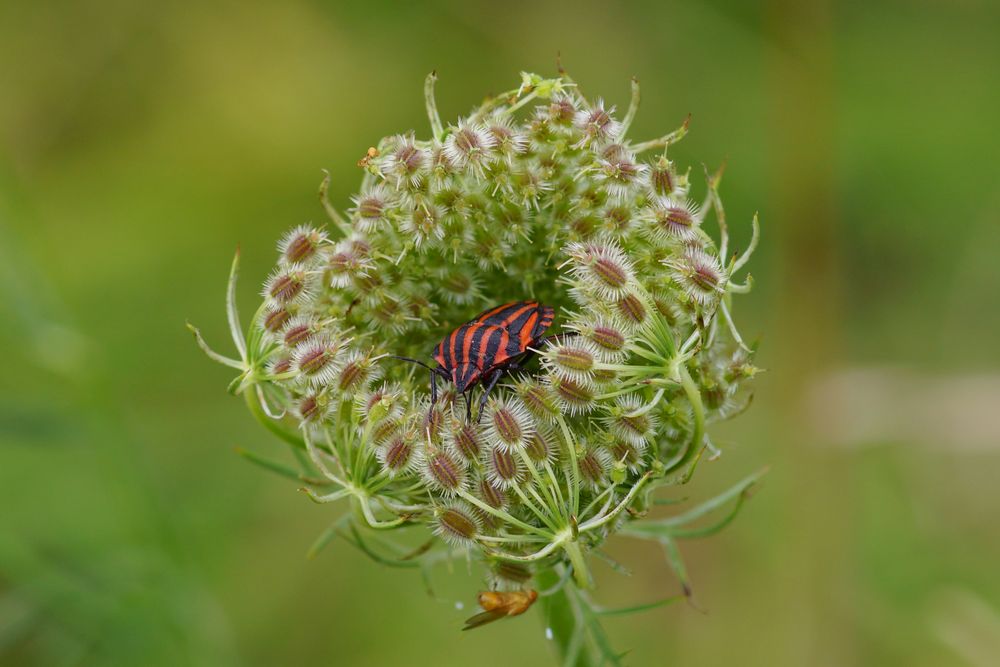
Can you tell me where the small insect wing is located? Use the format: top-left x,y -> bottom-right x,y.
461,609 -> 507,631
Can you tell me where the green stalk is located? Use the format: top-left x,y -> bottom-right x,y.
562,541 -> 593,590
536,568 -> 599,667
664,364 -> 705,474
243,388 -> 306,450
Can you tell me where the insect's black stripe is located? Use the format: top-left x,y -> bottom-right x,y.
498,302 -> 536,330
463,325 -> 496,387
507,309 -> 535,356
467,323 -> 494,367
498,329 -> 511,364
460,322 -> 481,361
481,326 -> 506,371
472,303 -> 506,322
504,303 -> 538,338
447,327 -> 462,369
473,301 -> 523,324
514,310 -> 540,354
475,301 -> 537,327
436,335 -> 448,367
459,323 -> 485,388
461,359 -> 478,389
449,325 -> 475,369
532,306 -> 555,339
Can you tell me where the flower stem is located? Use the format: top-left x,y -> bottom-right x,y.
562,540 -> 593,590
664,364 -> 705,474
424,71 -> 445,141
536,567 -> 599,667
243,388 -> 307,450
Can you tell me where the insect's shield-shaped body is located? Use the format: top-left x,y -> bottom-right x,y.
423,301 -> 558,417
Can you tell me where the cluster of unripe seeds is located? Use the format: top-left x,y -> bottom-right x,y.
212,72 -> 759,590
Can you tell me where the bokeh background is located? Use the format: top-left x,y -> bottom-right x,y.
3,1 -> 1000,665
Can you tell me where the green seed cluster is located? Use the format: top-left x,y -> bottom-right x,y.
222,72 -> 759,588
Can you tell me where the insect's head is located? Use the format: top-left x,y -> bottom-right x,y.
452,363 -> 478,393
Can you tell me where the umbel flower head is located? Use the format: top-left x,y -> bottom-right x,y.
191,70 -> 764,653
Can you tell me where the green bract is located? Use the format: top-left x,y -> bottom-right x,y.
192,70 -> 762,659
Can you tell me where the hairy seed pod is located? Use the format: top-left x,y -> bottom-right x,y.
525,429 -> 557,464
648,157 -> 681,198
485,398 -> 534,451
605,396 -> 658,446
574,99 -> 621,145
279,225 -> 326,264
578,446 -> 612,490
282,316 -> 316,348
486,445 -> 524,489
297,394 -> 325,423
435,504 -> 480,545
566,241 -> 635,299
609,439 -> 645,474
424,449 -> 465,494
645,198 -> 700,243
267,355 -> 292,376
615,293 -> 648,327
451,421 -> 483,462
423,403 -> 447,445
550,376 -> 597,415
351,184 -> 393,231
378,434 -> 417,477
515,380 -> 561,423
371,417 -> 401,445
293,336 -> 342,387
668,248 -> 727,305
444,120 -> 495,174
382,135 -> 427,188
478,477 -> 508,510
263,265 -> 309,305
262,307 -> 292,335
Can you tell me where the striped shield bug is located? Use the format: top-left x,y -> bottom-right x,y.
392,300 -> 568,422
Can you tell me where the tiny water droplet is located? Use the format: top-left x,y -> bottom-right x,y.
545,627 -> 553,640
455,601 -> 464,610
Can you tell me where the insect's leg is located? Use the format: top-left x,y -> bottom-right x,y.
476,370 -> 504,424
430,368 -> 438,405
464,392 -> 472,422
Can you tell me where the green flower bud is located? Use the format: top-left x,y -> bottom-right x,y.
196,71 -> 761,635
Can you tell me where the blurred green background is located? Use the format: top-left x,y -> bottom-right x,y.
2,0 -> 999,665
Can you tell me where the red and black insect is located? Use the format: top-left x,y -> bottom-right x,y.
392,300 -> 563,422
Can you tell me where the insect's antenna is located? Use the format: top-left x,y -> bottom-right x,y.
389,355 -> 434,371
389,355 -> 439,373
